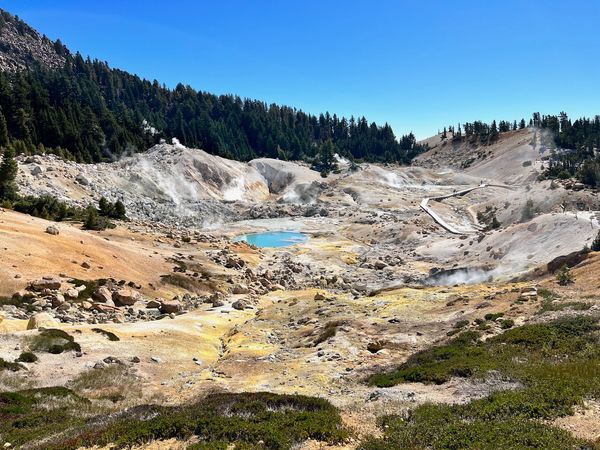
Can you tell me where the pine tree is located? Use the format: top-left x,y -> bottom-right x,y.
98,196 -> 110,216
0,108 -> 8,147
315,139 -> 338,177
113,200 -> 126,219
84,205 -> 99,230
0,144 -> 18,201
488,120 -> 499,143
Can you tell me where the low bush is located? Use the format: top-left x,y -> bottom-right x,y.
364,316 -> 600,449
29,329 -> 81,354
0,358 -> 25,372
16,352 -> 38,363
91,328 -> 120,341
0,389 -> 348,449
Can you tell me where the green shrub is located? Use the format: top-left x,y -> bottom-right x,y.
500,319 -> 514,329
16,352 -> 38,363
484,312 -> 504,321
556,265 -> 575,286
0,391 -> 348,449
29,329 -> 81,354
0,358 -> 25,372
12,195 -> 83,222
363,316 -> 600,449
91,328 -> 120,341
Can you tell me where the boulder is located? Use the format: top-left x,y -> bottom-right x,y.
30,164 -> 43,176
51,294 -> 66,308
232,299 -> 248,310
374,261 -> 387,270
146,299 -> 162,309
547,250 -> 588,274
45,225 -> 60,236
519,286 -> 538,301
26,312 -> 59,330
314,292 -> 326,301
80,301 -> 93,310
64,288 -> 79,299
113,288 -> 140,306
92,287 -> 112,303
91,302 -> 119,313
29,278 -> 61,291
231,283 -> 250,294
75,173 -> 90,185
160,300 -> 182,314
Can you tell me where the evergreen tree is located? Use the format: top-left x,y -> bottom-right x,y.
113,200 -> 126,219
314,139 -> 338,176
0,108 -> 8,147
0,144 -> 18,201
84,205 -> 99,230
98,196 -> 110,216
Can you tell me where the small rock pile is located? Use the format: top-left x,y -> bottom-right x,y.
1,276 -> 205,325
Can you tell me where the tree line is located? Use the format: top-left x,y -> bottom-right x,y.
536,112 -> 600,187
0,53 -> 425,165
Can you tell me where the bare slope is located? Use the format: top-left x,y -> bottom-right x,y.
415,128 -> 540,185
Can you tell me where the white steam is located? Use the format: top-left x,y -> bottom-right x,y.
171,137 -> 186,149
134,153 -> 198,208
142,119 -> 159,136
425,264 -> 525,286
222,177 -> 246,201
334,153 -> 350,166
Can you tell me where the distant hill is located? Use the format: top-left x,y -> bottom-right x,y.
0,8 -> 425,164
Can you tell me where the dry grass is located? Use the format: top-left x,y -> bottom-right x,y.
69,364 -> 142,404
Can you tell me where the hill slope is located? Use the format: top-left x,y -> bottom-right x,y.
0,10 -> 66,72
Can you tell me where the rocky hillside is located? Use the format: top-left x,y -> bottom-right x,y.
0,9 -> 66,72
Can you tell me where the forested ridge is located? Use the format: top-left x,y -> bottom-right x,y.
533,112 -> 600,187
0,8 -> 599,184
0,9 -> 425,165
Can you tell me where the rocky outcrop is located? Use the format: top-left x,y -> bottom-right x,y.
0,10 -> 66,72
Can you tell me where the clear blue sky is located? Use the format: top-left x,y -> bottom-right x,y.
3,0 -> 600,139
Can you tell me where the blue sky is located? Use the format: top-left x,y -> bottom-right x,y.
3,0 -> 600,138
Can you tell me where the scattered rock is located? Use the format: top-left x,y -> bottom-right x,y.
45,225 -> 59,236
146,299 -> 162,309
113,289 -> 139,306
64,288 -> 79,299
92,287 -> 112,303
232,299 -> 248,310
75,173 -> 90,185
160,300 -> 182,314
26,312 -> 59,330
29,278 -> 61,291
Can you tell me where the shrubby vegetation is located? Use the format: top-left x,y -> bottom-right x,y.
364,316 -> 600,449
0,390 -> 347,449
1,146 -> 125,229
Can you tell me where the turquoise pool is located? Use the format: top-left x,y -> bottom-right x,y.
233,231 -> 307,248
